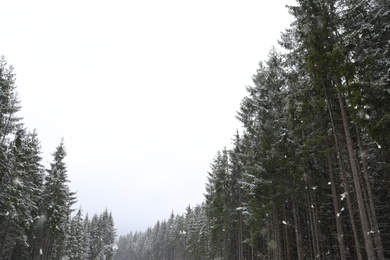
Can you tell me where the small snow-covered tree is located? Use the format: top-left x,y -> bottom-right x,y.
65,208 -> 88,260
87,209 -> 116,260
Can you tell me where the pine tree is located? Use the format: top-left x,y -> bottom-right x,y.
0,56 -> 39,259
100,209 -> 116,260
87,210 -> 116,260
65,208 -> 88,260
37,140 -> 76,259
0,127 -> 31,259
1,127 -> 45,259
204,149 -> 229,259
88,213 -> 103,260
17,131 -> 46,260
0,55 -> 21,197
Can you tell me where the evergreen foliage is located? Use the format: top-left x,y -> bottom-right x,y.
1,0 -> 389,258
115,0 -> 390,259
0,56 -> 117,260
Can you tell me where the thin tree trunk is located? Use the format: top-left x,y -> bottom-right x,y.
325,138 -> 347,260
283,203 -> 291,260
308,176 -> 321,260
238,192 -> 244,260
223,218 -> 228,260
306,203 -> 314,258
356,126 -> 385,260
276,210 -> 282,260
292,192 -> 303,260
251,237 -> 254,260
271,209 -> 278,260
309,198 -> 317,259
336,84 -> 375,259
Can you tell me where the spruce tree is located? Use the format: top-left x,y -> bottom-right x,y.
65,208 -> 88,260
37,140 -> 76,259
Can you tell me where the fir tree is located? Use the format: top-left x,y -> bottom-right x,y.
37,140 -> 76,259
65,208 -> 88,260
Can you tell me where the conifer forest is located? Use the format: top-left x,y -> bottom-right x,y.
1,0 -> 389,259
0,59 -> 116,259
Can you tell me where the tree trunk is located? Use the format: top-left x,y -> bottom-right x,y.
292,192 -> 303,260
238,192 -> 244,260
325,138 -> 347,260
356,126 -> 385,260
308,176 -> 321,260
325,83 -> 363,260
336,83 -> 375,259
283,203 -> 292,260
272,207 -> 282,260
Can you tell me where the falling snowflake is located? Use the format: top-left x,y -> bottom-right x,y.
13,177 -> 22,186
340,192 -> 347,201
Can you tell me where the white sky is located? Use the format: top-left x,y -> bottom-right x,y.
1,0 -> 294,236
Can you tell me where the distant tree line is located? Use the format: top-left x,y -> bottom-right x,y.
115,0 -> 389,259
0,56 -> 116,259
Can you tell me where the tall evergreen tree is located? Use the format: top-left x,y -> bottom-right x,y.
5,128 -> 45,260
0,57 -> 42,260
0,55 -> 22,192
204,149 -> 229,259
37,140 -> 76,259
225,133 -> 245,260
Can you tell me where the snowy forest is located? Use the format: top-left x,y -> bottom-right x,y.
0,61 -> 116,257
0,57 -> 116,260
1,0 -> 390,259
114,0 -> 390,259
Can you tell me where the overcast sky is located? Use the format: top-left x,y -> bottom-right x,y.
1,0 -> 294,236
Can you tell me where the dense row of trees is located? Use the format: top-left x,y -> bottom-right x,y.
116,0 -> 389,259
0,56 -> 116,259
114,207 -> 209,260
